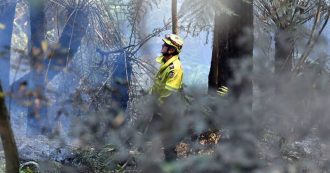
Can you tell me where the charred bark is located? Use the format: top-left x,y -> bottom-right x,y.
274,28 -> 294,74
12,8 -> 88,89
29,0 -> 45,51
208,0 -> 253,99
27,0 -> 48,135
25,4 -> 88,135
111,53 -> 132,110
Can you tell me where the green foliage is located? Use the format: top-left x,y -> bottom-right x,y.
179,0 -> 235,35
255,0 -> 328,29
0,23 -> 5,30
20,161 -> 40,173
20,167 -> 35,173
72,145 -> 117,173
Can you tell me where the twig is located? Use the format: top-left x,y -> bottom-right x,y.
87,65 -> 116,109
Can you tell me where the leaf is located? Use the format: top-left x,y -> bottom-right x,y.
0,23 -> 5,30
102,144 -> 116,152
112,114 -> 125,127
41,40 -> 48,53
20,161 -> 40,173
0,92 -> 5,98
32,47 -> 41,56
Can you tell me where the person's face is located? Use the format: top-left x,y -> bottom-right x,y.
161,43 -> 175,55
161,43 -> 169,54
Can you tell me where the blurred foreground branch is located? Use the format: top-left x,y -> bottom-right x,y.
0,83 -> 19,173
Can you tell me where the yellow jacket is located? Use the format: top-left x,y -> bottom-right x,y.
151,55 -> 183,101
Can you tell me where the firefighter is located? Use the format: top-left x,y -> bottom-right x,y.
148,34 -> 184,161
150,34 -> 184,101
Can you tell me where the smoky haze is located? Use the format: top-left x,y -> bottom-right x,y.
0,0 -> 330,172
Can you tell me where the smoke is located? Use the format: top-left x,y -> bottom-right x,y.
2,0 -> 330,173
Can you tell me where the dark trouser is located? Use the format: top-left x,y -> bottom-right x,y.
145,113 -> 183,162
163,145 -> 177,161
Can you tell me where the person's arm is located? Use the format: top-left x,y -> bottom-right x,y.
158,69 -> 183,101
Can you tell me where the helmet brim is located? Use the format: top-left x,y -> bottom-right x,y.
162,38 -> 181,53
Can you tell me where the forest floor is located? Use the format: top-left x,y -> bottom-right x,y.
0,131 -> 219,173
2,130 -> 329,172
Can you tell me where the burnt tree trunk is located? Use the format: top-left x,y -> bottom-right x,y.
274,28 -> 293,74
111,53 -> 132,110
0,83 -> 19,173
47,9 -> 88,80
27,0 -> 48,135
0,2 -> 17,93
28,0 -> 46,79
273,28 -> 294,93
208,0 -> 253,99
29,0 -> 45,51
208,14 -> 230,91
25,3 -> 88,134
13,8 -> 88,88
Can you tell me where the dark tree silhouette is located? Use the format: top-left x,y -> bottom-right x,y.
23,1 -> 89,134
111,53 -> 132,110
208,0 -> 253,98
26,0 -> 48,135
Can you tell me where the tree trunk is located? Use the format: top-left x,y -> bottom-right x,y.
111,53 -> 132,110
29,0 -> 45,51
25,3 -> 88,135
0,2 -> 17,92
26,0 -> 48,135
11,9 -> 88,88
274,28 -> 293,74
208,0 -> 253,98
172,0 -> 179,34
28,0 -> 46,78
0,83 -> 19,173
208,14 -> 225,92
